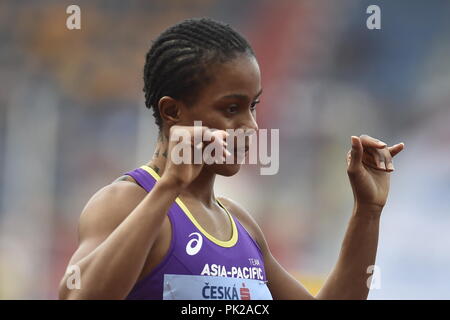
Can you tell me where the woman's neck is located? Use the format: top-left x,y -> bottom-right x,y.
146,132 -> 217,208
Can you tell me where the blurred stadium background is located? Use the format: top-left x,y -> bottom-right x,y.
1,0 -> 450,299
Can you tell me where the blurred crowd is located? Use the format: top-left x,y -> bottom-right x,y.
1,0 -> 449,299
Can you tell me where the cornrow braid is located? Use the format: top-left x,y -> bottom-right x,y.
143,18 -> 254,129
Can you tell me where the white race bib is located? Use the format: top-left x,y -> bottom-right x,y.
163,274 -> 273,300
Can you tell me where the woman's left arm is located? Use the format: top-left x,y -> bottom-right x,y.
315,135 -> 404,299
221,136 -> 404,300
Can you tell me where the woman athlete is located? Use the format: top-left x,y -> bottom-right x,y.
59,18 -> 404,300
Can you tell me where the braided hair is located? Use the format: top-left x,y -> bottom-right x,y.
143,18 -> 255,129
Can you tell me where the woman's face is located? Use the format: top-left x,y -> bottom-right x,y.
179,54 -> 262,176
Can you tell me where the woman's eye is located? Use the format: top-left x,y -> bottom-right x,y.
227,105 -> 239,114
250,100 -> 260,111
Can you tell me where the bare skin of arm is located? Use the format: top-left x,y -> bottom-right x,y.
59,126 -> 228,299
58,178 -> 181,299
220,135 -> 404,300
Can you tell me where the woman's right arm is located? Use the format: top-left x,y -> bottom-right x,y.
58,176 -> 181,300
58,125 -> 228,299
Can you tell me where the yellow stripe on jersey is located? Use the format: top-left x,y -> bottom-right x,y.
140,165 -> 238,248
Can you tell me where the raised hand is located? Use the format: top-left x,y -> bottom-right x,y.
161,125 -> 229,189
346,135 -> 404,212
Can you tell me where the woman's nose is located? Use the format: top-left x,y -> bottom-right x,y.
240,112 -> 258,133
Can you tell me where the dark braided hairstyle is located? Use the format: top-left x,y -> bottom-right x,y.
143,18 -> 255,129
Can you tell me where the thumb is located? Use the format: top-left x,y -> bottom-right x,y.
348,136 -> 363,171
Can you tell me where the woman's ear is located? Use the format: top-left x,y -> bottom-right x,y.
158,96 -> 181,126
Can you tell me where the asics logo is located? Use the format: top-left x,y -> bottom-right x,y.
186,232 -> 203,256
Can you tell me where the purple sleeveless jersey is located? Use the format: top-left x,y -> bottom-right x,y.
124,165 -> 273,300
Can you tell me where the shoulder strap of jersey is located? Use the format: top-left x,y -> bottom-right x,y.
124,166 -> 157,192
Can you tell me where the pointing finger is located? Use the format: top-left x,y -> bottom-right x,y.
388,143 -> 405,157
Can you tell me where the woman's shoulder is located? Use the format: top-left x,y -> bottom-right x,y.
84,176 -> 146,213
78,177 -> 148,235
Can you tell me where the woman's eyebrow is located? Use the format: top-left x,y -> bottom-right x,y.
218,89 -> 263,101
